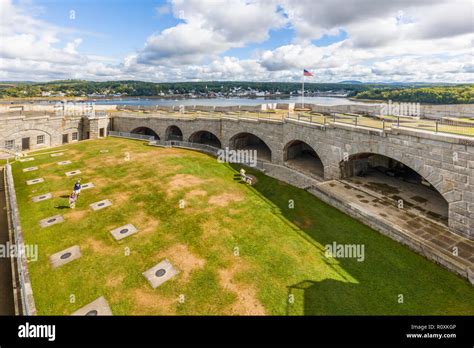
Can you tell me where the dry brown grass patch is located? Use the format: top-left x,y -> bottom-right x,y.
155,244 -> 205,282
64,209 -> 88,221
185,189 -> 208,200
129,288 -> 177,315
105,274 -> 125,288
166,174 -> 206,196
83,237 -> 116,256
131,209 -> 160,236
208,192 -> 244,207
218,261 -> 266,315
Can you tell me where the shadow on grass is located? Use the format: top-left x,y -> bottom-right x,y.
287,279 -> 370,315
229,163 -> 474,315
55,205 -> 70,209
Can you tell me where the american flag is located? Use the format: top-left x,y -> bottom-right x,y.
303,69 -> 313,76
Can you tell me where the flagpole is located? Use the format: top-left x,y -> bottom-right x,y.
302,73 -> 305,109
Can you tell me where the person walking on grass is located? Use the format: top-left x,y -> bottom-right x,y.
73,179 -> 82,197
69,191 -> 77,209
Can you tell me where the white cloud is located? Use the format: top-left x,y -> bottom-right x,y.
0,0 -> 472,83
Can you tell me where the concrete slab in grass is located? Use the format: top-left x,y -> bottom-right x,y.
100,149 -> 109,153
58,160 -> 72,165
81,182 -> 95,190
19,157 -> 34,162
23,166 -> 38,172
26,178 -> 44,185
142,259 -> 179,289
32,193 -> 52,203
39,214 -> 64,228
90,199 -> 112,211
50,152 -> 64,157
65,169 -> 81,177
110,224 -> 138,241
49,245 -> 81,269
71,296 -> 113,316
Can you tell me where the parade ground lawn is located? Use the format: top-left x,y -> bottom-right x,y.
11,137 -> 474,315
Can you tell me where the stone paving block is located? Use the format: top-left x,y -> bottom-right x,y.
81,182 -> 95,190
39,214 -> 64,228
26,178 -> 44,185
142,259 -> 179,289
58,160 -> 72,165
65,170 -> 81,177
32,193 -> 52,202
50,153 -> 64,157
19,157 -> 34,162
49,245 -> 81,268
90,199 -> 112,211
23,166 -> 38,172
71,296 -> 113,316
110,224 -> 138,241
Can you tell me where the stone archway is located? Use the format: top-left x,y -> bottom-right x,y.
189,130 -> 222,148
229,132 -> 272,162
340,152 -> 449,224
284,140 -> 325,178
131,126 -> 160,140
165,125 -> 183,141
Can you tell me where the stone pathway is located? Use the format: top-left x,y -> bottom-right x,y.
315,180 -> 474,276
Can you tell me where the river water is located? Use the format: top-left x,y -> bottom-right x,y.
94,96 -> 372,106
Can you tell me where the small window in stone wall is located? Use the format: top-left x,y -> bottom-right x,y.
4,139 -> 14,149
37,135 -> 45,144
72,132 -> 78,141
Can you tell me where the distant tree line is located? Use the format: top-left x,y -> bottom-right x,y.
354,85 -> 474,104
0,80 -> 472,104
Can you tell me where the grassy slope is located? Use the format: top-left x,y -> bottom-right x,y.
10,137 -> 474,315
242,166 -> 474,315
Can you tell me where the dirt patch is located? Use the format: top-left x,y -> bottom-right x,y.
208,192 -> 244,207
155,244 -> 206,282
166,174 -> 206,196
218,262 -> 266,315
228,209 -> 241,215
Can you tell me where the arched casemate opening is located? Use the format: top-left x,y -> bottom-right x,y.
165,125 -> 183,141
284,140 -> 324,178
131,127 -> 159,140
340,153 -> 449,224
229,132 -> 272,162
189,131 -> 222,148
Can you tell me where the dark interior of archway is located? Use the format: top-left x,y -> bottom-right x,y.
341,153 -> 448,223
166,126 -> 183,141
189,131 -> 221,148
131,127 -> 159,140
285,141 -> 324,178
231,133 -> 271,162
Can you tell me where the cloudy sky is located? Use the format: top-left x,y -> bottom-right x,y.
0,0 -> 473,82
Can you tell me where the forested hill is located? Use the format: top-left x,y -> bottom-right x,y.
0,80 -> 472,104
354,85 -> 473,104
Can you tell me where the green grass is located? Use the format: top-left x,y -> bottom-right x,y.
11,137 -> 474,315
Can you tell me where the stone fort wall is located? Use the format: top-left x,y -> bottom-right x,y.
112,114 -> 474,240
0,114 -> 109,152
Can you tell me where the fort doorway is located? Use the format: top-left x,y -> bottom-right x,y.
21,137 -> 30,151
